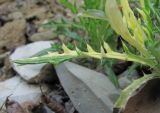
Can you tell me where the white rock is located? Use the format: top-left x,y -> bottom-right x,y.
0,76 -> 48,109
10,41 -> 55,83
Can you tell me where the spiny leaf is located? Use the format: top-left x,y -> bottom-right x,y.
121,0 -> 147,45
14,50 -> 79,65
62,44 -> 72,53
137,8 -> 147,22
105,0 -> 138,52
105,0 -> 133,42
14,42 -> 156,67
115,73 -> 160,111
122,41 -> 129,53
87,44 -> 96,53
14,44 -> 80,65
103,42 -> 112,53
105,0 -> 150,57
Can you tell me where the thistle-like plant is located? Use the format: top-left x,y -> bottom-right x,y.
14,0 -> 160,112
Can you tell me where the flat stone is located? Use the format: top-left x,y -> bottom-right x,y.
0,76 -> 48,110
10,41 -> 56,83
55,62 -> 119,113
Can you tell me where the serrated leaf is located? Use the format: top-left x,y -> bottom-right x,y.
115,73 -> 160,111
14,41 -> 155,68
122,42 -> 129,53
105,0 -> 131,39
103,42 -> 112,53
101,46 -> 105,58
62,44 -> 72,53
137,8 -> 147,21
105,0 -> 136,50
14,50 -> 79,65
121,0 -> 146,45
105,0 -> 150,57
87,44 -> 96,53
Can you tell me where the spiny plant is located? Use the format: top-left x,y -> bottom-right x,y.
44,0 -> 119,86
14,0 -> 160,112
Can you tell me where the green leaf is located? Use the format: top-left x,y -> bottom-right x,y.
14,52 -> 78,65
43,19 -> 83,30
14,43 -> 156,67
64,30 -> 82,41
105,0 -> 151,57
78,9 -> 107,21
103,42 -> 112,53
148,40 -> 160,64
105,0 -> 136,50
31,43 -> 62,57
59,0 -> 78,13
104,62 -> 119,88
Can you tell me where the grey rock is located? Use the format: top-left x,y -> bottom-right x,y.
30,30 -> 57,42
118,77 -> 131,89
118,69 -> 139,89
0,76 -> 48,110
10,41 -> 56,83
55,62 -> 119,113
